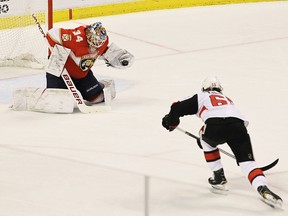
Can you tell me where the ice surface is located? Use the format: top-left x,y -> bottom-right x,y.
0,2 -> 288,216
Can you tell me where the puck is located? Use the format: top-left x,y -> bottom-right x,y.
121,60 -> 129,66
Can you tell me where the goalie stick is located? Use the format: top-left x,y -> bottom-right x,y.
176,127 -> 279,172
32,14 -> 111,113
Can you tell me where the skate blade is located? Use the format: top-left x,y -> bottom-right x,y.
210,184 -> 229,195
261,198 -> 283,209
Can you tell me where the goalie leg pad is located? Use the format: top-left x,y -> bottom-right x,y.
88,79 -> 116,106
12,87 -> 74,113
100,79 -> 116,106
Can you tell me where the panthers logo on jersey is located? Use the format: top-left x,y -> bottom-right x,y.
79,58 -> 96,71
62,34 -> 71,42
79,53 -> 98,71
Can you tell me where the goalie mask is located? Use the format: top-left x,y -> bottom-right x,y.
86,22 -> 107,48
202,76 -> 223,92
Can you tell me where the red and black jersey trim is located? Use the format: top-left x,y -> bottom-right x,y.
204,149 -> 221,162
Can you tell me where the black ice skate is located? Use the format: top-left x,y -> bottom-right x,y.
208,168 -> 228,191
257,185 -> 283,209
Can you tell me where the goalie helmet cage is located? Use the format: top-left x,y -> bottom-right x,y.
0,0 -> 53,69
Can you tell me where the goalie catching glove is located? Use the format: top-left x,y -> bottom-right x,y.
102,43 -> 134,69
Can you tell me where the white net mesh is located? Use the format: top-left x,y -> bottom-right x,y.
0,0 -> 48,68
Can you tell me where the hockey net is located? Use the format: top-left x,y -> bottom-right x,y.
0,0 -> 52,69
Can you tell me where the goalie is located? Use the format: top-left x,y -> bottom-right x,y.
45,21 -> 134,104
12,22 -> 134,113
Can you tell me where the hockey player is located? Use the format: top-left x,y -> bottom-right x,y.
11,22 -> 134,113
46,22 -> 134,104
162,76 -> 283,208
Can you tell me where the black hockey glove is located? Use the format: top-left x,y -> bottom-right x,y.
162,114 -> 180,132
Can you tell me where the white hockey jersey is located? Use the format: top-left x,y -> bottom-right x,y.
196,91 -> 247,123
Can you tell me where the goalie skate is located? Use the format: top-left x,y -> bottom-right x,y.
257,185 -> 283,209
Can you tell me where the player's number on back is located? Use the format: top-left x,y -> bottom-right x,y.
209,95 -> 233,107
73,30 -> 83,42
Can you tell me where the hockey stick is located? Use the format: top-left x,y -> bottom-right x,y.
176,127 -> 279,172
176,127 -> 236,158
32,14 -> 110,113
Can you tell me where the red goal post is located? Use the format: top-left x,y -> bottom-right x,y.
0,0 -> 53,68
